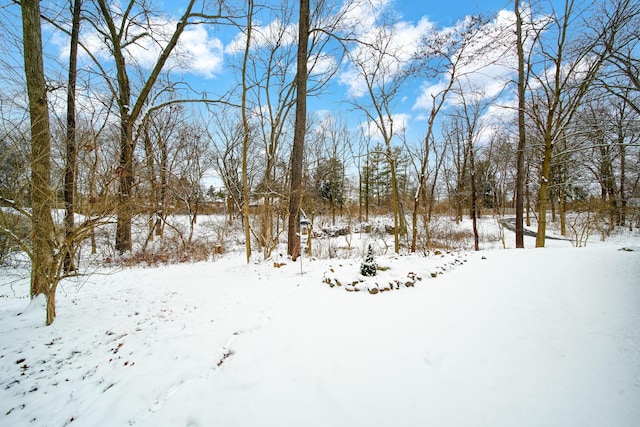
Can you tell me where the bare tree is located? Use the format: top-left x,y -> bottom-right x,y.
454,88 -> 495,251
90,0 -> 210,253
410,16 -> 488,252
527,0 -> 614,247
243,3 -> 298,258
288,0 -> 310,260
345,18 -> 412,253
595,0 -> 640,115
308,114 -> 350,225
442,114 -> 469,225
207,107 -> 258,227
227,0 -> 348,260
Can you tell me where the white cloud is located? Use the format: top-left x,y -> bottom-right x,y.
340,16 -> 434,98
335,0 -> 391,36
413,9 -> 517,111
360,112 -> 411,142
54,13 -> 223,79
177,26 -> 224,78
309,52 -> 338,77
225,19 -> 297,55
338,66 -> 366,97
413,80 -> 449,112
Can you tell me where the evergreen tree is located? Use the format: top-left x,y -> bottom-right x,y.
360,244 -> 377,277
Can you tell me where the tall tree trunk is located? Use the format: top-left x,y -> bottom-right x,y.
22,0 -> 57,324
619,133 -> 626,227
411,182 -> 421,252
536,133 -> 552,248
412,128 -> 431,252
387,148 -> 401,253
287,0 -> 309,260
115,120 -> 134,253
559,186 -> 567,236
142,119 -> 157,248
159,137 -> 169,237
358,170 -> 363,221
469,138 -> 479,251
559,158 -> 567,236
455,146 -> 468,224
261,146 -> 275,255
89,136 -> 99,254
514,0 -> 526,248
63,0 -> 82,273
525,168 -> 532,227
427,150 -> 445,223
241,0 -> 254,263
550,186 -> 556,223
364,155 -> 369,221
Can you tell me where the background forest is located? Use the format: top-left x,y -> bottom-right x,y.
0,0 -> 639,324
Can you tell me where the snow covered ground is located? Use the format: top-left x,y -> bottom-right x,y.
1,217 -> 639,426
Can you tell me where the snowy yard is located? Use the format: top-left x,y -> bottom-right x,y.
1,220 -> 639,426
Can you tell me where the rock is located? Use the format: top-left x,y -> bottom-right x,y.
379,282 -> 391,292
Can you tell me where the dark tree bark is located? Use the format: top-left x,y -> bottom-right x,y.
514,0 -> 526,248
241,0 -> 254,263
63,0 -> 82,272
287,0 -> 309,260
469,135 -> 479,251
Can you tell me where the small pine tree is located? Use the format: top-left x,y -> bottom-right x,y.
360,244 -> 377,277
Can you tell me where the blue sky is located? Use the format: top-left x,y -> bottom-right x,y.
55,0 -> 513,154
3,0 -> 519,148
394,0 -> 511,24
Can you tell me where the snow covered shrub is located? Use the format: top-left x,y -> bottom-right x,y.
360,244 -> 377,277
426,217 -> 474,250
321,224 -> 351,237
120,234 -> 213,266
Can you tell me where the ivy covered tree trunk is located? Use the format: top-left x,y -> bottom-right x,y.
22,0 -> 57,324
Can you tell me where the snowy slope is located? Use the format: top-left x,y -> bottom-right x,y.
1,225 -> 639,426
